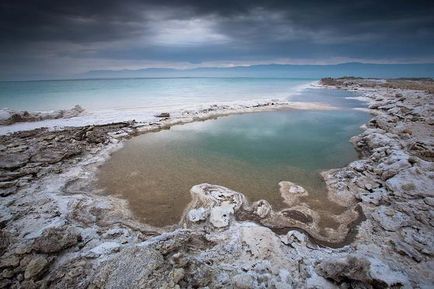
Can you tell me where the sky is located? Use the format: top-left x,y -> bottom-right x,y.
1,0 -> 434,79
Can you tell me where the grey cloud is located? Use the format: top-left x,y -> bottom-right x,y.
0,0 -> 433,79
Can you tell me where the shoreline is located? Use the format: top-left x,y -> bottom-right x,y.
0,79 -> 433,288
0,79 -> 318,135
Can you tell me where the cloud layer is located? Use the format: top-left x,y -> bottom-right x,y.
1,0 -> 433,79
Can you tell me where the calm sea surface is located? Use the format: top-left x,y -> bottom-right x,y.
0,78 -> 313,111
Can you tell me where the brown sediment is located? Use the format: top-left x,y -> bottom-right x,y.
266,205 -> 366,248
281,209 -> 313,224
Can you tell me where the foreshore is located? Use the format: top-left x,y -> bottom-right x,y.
0,78 -> 433,288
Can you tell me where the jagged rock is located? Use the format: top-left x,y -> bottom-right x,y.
172,268 -> 184,283
24,255 -> 50,280
32,226 -> 81,254
386,167 -> 434,198
0,230 -> 10,255
239,225 -> 282,258
316,255 -> 408,288
31,145 -> 83,164
284,230 -> 308,246
251,199 -> 271,218
0,205 -> 12,227
187,207 -> 209,223
209,205 -> 233,228
0,105 -> 85,125
0,279 -> 12,289
0,153 -> 30,170
0,254 -> 20,269
358,188 -> 388,205
391,240 -> 423,262
233,273 -> 255,289
371,205 -> 410,231
155,112 -> 170,118
88,242 -> 121,257
45,258 -> 93,289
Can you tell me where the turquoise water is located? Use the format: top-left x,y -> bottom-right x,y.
0,78 -> 313,111
98,88 -> 369,227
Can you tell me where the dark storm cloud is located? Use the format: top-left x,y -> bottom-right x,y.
1,0 -> 433,79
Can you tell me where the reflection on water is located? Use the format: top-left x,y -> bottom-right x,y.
97,107 -> 369,227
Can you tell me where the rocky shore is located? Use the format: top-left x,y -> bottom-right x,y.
0,105 -> 85,126
0,79 -> 433,288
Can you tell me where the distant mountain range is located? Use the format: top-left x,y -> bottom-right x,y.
79,63 -> 434,79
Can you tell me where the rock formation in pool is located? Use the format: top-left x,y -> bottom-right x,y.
181,182 -> 362,247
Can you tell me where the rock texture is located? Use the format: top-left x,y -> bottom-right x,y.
0,105 -> 85,125
0,78 -> 433,288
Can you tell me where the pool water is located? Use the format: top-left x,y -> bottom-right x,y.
97,91 -> 369,227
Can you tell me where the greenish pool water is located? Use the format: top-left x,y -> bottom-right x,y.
97,103 -> 369,227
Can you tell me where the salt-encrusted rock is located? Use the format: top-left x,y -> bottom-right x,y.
31,144 -> 83,164
279,181 -> 308,206
316,255 -> 409,288
44,258 -> 93,289
187,207 -> 209,223
239,225 -> 282,258
87,242 -> 121,258
385,166 -> 434,198
251,199 -> 271,218
32,226 -> 81,253
0,205 -> 12,227
209,204 -> 233,228
0,254 -> 20,269
24,255 -> 50,280
358,187 -> 388,205
0,153 -> 30,170
371,205 -> 410,231
233,273 -> 255,289
183,184 -> 245,228
283,230 -> 308,246
0,105 -> 85,125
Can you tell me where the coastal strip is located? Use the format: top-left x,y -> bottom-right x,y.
0,79 -> 433,288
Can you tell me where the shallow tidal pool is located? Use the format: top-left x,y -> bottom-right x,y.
97,106 -> 369,227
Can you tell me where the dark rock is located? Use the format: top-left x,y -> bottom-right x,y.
85,130 -> 108,144
24,255 -> 50,280
0,230 -> 10,255
0,254 -> 20,269
155,112 -> 170,118
44,258 -> 93,289
32,226 -> 81,254
315,255 -> 406,289
31,145 -> 83,164
0,153 -> 30,170
0,279 -> 12,289
0,186 -> 16,197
